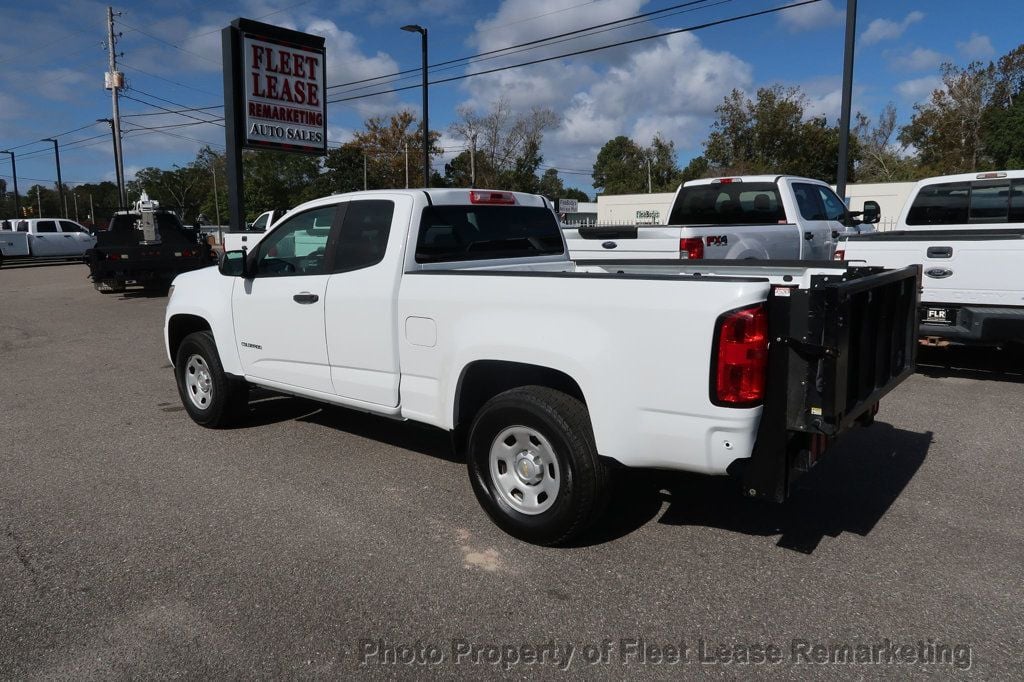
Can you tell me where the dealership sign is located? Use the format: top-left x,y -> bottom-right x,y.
225,18 -> 327,154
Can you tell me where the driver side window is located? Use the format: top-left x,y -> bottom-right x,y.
816,186 -> 848,222
253,205 -> 336,277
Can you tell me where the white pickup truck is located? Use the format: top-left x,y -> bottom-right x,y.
0,218 -> 96,268
221,209 -> 287,253
165,188 -> 918,544
839,171 -> 1024,347
566,176 -> 879,261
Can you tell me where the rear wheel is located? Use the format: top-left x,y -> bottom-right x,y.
174,331 -> 248,428
467,386 -> 609,545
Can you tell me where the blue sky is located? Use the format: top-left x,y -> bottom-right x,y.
1,0 -> 1021,198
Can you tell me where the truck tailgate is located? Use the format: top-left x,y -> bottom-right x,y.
842,229 -> 1024,306
564,225 -> 682,259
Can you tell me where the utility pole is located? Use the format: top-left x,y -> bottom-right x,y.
89,194 -> 95,223
469,133 -> 477,188
646,157 -> 652,194
210,160 -> 221,238
106,6 -> 127,209
363,152 -> 368,191
1,151 -> 18,217
835,0 -> 858,200
73,190 -> 80,221
42,138 -> 66,218
404,140 -> 409,189
37,189 -> 42,217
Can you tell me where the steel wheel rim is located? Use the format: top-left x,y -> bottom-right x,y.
489,425 -> 560,515
184,354 -> 214,410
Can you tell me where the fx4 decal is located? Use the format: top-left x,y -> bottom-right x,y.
705,235 -> 729,246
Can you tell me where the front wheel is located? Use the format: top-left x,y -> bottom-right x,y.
174,331 -> 248,428
467,386 -> 609,545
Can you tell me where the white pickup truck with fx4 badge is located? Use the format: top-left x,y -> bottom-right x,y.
165,188 -> 918,544
565,175 -> 880,261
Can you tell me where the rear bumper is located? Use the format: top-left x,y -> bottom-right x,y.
919,305 -> 1024,344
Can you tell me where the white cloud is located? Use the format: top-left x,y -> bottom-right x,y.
896,76 -> 942,102
778,0 -> 844,33
888,47 -> 944,72
957,33 -> 995,59
861,11 -> 924,45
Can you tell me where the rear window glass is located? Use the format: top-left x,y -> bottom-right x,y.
906,182 -> 970,225
415,205 -> 563,263
668,182 -> 786,225
36,221 -> 58,233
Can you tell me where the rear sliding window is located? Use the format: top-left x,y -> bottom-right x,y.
906,179 -> 1024,225
415,205 -> 563,263
668,182 -> 787,225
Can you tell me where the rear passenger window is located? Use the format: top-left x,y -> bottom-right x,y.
968,182 -> 1009,222
36,221 -> 58,233
331,200 -> 394,273
1008,181 -> 1024,223
16,221 -> 28,232
906,182 -> 970,225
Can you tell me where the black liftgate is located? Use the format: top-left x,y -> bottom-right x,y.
742,265 -> 920,502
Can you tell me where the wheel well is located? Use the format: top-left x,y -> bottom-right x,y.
454,361 -> 586,431
167,314 -> 211,365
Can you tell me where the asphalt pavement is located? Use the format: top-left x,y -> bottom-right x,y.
1,261 -> 1021,678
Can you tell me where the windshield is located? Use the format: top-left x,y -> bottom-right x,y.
668,182 -> 787,225
415,205 -> 564,263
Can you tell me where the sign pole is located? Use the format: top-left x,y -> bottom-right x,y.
222,23 -> 245,233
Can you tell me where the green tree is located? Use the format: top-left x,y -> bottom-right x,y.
537,167 -> 565,198
448,98 -> 559,190
898,61 -> 997,174
647,134 -> 682,191
678,155 -> 710,183
352,110 -> 441,189
853,104 -> 915,182
592,135 -> 647,194
563,187 -> 590,202
703,85 -> 855,183
981,45 -> 1024,169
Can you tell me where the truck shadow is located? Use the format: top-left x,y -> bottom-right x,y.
916,345 -> 1024,384
576,422 -> 931,552
237,391 -> 930,551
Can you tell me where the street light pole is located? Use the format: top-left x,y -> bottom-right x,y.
41,138 -> 66,218
1,150 -> 19,217
401,24 -> 429,188
835,0 -> 858,200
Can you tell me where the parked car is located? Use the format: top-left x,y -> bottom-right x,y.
221,209 -> 288,253
85,195 -> 215,294
0,218 -> 96,268
165,188 -> 918,545
565,176 -> 880,261
838,170 -> 1024,347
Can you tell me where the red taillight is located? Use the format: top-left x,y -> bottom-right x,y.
469,190 -> 516,205
712,303 -> 768,407
834,249 -> 845,261
680,237 -> 704,259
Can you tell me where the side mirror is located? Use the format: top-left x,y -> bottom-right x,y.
219,249 -> 249,277
862,200 -> 881,224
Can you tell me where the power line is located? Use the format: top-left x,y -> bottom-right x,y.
2,122 -> 105,153
332,0 -> 732,99
327,0 -> 823,104
116,18 -> 219,65
121,92 -> 225,127
327,0 -> 718,92
119,61 -> 221,97
122,104 -> 224,118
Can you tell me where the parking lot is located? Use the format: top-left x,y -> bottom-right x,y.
1,261 -> 1022,678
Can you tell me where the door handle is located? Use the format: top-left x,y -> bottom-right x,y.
293,292 -> 319,304
927,246 -> 952,258
804,232 -> 814,240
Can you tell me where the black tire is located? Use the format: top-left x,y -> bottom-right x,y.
174,331 -> 248,428
466,386 -> 609,546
